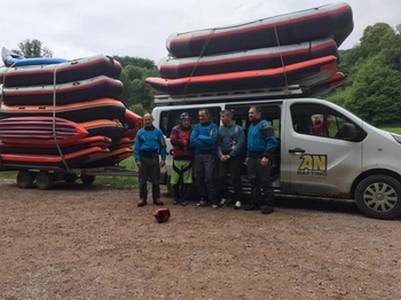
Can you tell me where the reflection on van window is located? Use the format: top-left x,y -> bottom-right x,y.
159,107 -> 221,136
291,103 -> 358,140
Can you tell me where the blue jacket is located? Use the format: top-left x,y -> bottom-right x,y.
217,124 -> 245,157
134,126 -> 167,161
247,119 -> 278,158
190,122 -> 218,153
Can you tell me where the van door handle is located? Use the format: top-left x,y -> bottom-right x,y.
288,148 -> 305,154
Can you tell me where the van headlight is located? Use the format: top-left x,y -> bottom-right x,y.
391,134 -> 401,144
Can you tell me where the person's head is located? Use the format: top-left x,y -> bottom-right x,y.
248,105 -> 262,122
180,112 -> 191,128
198,109 -> 210,124
143,113 -> 153,127
220,109 -> 233,126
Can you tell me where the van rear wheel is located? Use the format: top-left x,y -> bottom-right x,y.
355,175 -> 401,219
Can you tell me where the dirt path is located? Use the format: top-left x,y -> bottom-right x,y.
1,180 -> 401,299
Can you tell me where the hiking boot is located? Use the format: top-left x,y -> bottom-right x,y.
261,205 -> 274,214
137,199 -> 147,207
153,198 -> 164,206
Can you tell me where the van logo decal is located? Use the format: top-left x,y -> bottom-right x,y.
297,154 -> 327,176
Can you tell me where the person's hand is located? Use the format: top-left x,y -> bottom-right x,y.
160,160 -> 166,167
260,157 -> 269,166
226,155 -> 231,161
219,155 -> 225,161
136,161 -> 141,169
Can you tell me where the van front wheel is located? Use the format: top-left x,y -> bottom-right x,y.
355,175 -> 401,219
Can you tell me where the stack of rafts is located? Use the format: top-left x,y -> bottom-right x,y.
0,50 -> 142,169
146,2 -> 353,96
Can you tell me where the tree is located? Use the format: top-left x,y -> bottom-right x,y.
13,39 -> 53,57
328,22 -> 401,126
113,55 -> 159,110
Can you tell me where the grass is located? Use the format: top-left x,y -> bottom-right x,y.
95,157 -> 138,189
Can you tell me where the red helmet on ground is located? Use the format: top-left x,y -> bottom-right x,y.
154,208 -> 170,223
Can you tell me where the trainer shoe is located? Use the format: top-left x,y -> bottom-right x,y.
137,199 -> 147,207
211,204 -> 219,208
219,198 -> 227,206
153,198 -> 164,206
234,201 -> 241,209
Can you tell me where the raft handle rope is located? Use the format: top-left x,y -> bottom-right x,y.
53,65 -> 71,172
273,25 -> 290,96
183,28 -> 216,98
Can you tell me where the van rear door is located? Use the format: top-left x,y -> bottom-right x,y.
282,101 -> 364,197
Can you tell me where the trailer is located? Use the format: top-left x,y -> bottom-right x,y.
0,161 -> 137,190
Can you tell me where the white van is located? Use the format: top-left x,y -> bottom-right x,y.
152,89 -> 401,219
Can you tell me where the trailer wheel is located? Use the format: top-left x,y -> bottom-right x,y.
81,175 -> 96,185
36,171 -> 54,190
355,175 -> 401,219
16,170 -> 35,189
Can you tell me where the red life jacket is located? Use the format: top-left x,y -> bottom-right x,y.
170,125 -> 192,160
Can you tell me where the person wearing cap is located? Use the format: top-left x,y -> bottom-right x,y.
134,113 -> 167,207
245,105 -> 278,214
190,109 -> 219,207
217,109 -> 245,208
170,112 -> 193,206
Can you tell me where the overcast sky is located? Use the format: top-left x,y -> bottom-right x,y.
1,0 -> 399,63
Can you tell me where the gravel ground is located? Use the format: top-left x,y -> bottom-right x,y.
1,179 -> 401,300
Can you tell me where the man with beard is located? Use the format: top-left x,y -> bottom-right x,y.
134,113 -> 167,207
245,105 -> 278,214
170,112 -> 193,206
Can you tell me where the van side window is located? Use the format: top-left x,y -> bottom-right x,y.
291,103 -> 365,141
227,104 -> 281,138
159,107 -> 221,136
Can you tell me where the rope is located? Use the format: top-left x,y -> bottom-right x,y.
52,65 -> 71,172
273,25 -> 289,95
183,28 -> 216,97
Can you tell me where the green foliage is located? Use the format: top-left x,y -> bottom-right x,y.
113,55 -> 159,111
328,23 -> 401,126
13,39 -> 53,57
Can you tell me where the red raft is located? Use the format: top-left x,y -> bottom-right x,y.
167,2 -> 353,58
0,55 -> 122,87
2,75 -> 124,106
160,38 -> 338,78
147,55 -> 338,95
0,116 -> 88,145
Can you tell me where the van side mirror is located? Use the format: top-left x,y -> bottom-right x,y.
336,122 -> 361,141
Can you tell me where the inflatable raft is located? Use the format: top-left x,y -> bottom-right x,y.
147,55 -> 337,95
1,55 -> 122,87
2,75 -> 124,106
0,136 -> 111,155
160,38 -> 338,78
81,119 -> 126,141
2,47 -> 66,67
0,117 -> 88,145
167,2 -> 353,57
0,99 -> 126,122
0,147 -> 110,169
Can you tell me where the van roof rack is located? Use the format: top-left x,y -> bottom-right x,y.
154,85 -> 304,106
